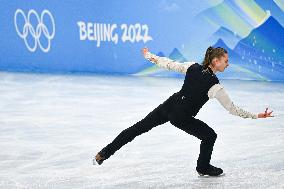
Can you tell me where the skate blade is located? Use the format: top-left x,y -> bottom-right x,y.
198,173 -> 225,177
92,158 -> 97,165
93,155 -> 100,165
93,154 -> 104,165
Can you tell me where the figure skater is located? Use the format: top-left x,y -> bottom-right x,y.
95,46 -> 274,176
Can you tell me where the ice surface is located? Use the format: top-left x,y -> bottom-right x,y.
0,72 -> 283,189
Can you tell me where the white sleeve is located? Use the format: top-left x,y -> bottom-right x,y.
144,52 -> 194,74
208,84 -> 258,119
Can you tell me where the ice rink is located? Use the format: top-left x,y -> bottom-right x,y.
0,72 -> 283,189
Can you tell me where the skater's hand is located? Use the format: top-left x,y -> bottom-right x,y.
142,47 -> 149,56
257,108 -> 274,118
141,47 -> 158,63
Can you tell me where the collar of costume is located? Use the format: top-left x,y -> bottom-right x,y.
207,67 -> 214,75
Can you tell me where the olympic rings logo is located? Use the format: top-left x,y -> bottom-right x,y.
14,9 -> 55,53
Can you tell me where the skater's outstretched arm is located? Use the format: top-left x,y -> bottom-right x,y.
142,47 -> 195,74
208,84 -> 274,119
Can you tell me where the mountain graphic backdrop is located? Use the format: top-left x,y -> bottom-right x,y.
231,16 -> 284,81
208,27 -> 242,49
192,0 -> 269,46
255,0 -> 284,27
134,48 -> 188,78
182,0 -> 283,63
136,16 -> 284,81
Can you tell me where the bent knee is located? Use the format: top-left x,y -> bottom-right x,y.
211,131 -> 217,140
203,130 -> 217,142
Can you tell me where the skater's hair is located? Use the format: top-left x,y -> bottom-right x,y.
202,46 -> 227,69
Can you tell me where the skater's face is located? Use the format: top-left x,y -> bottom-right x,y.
212,53 -> 229,72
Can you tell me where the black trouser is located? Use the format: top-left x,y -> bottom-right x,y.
101,93 -> 217,169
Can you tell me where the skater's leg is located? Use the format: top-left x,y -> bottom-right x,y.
169,117 -> 217,170
97,103 -> 169,163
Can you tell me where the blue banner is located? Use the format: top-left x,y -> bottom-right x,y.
0,0 -> 284,81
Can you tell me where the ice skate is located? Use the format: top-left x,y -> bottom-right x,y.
93,148 -> 107,165
196,164 -> 224,177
